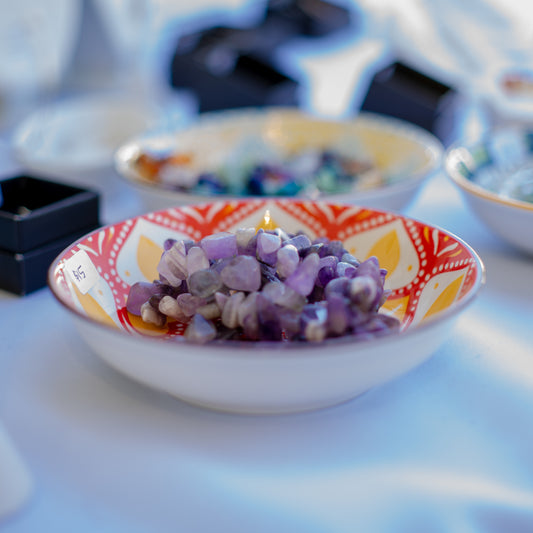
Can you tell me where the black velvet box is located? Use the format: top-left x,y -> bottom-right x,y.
0,175 -> 100,295
360,62 -> 458,144
170,26 -> 300,113
169,0 -> 352,113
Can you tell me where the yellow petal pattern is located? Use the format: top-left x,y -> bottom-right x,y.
128,313 -> 169,336
380,294 -> 410,322
137,235 -> 163,282
423,274 -> 464,321
73,284 -> 118,329
366,229 -> 401,278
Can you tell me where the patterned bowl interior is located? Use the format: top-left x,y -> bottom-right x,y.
49,200 -> 483,340
115,109 -> 442,197
49,200 -> 483,342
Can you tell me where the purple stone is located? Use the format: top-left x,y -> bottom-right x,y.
356,256 -> 381,284
156,240 -> 188,287
163,238 -> 176,251
276,244 -> 299,279
188,268 -> 223,299
239,231 -> 259,256
186,245 -> 209,275
259,262 -> 279,284
285,252 -> 320,296
354,314 -> 400,338
256,232 -> 281,266
300,302 -> 328,324
256,293 -> 283,340
303,242 -> 326,258
300,303 -> 328,342
214,291 -> 229,312
348,305 -> 368,328
336,261 -> 357,278
285,234 -> 312,255
200,232 -> 238,260
277,307 -> 301,340
307,284 -> 324,303
221,291 -> 246,329
324,276 -> 351,299
126,281 -> 162,315
159,295 -> 189,322
349,275 -> 382,311
238,292 -> 260,339
177,292 -> 208,316
184,314 -> 217,343
262,281 -> 305,311
318,255 -> 338,269
273,227 -> 290,242
326,293 -> 349,336
235,227 -> 256,254
140,301 -> 166,327
325,240 -> 346,259
341,253 -> 360,267
317,265 -> 336,288
303,320 -> 327,342
220,255 -> 261,292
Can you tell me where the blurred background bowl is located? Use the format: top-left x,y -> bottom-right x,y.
114,107 -> 443,212
13,93 -> 163,179
445,127 -> 533,255
11,91 -> 196,224
48,199 -> 484,414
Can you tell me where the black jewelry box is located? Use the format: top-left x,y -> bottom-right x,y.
360,61 -> 458,144
0,175 -> 100,295
169,1 -> 352,113
170,26 -> 300,113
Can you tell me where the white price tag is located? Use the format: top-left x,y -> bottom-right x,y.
64,250 -> 99,294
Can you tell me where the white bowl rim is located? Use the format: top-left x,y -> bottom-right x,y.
445,130 -> 533,213
47,200 -> 485,357
113,108 -> 444,202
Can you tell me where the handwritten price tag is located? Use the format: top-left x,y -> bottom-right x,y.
64,250 -> 99,294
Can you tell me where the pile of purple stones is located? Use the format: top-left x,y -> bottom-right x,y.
126,228 -> 400,343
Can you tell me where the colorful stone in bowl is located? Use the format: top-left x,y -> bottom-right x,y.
114,108 -> 443,212
48,200 -> 484,414
445,127 -> 533,255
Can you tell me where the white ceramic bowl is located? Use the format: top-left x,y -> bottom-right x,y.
48,199 -> 484,414
13,94 -> 162,176
445,128 -> 533,255
114,108 -> 443,212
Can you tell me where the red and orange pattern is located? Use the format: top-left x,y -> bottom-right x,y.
50,200 -> 482,338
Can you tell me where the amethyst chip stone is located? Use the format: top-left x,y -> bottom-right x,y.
126,228 -> 400,344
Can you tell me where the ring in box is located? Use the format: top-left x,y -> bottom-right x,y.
0,175 -> 100,295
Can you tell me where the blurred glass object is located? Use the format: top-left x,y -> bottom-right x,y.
0,0 -> 82,128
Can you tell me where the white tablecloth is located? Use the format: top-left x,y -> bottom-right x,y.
2,1 -> 533,530
1,127 -> 533,532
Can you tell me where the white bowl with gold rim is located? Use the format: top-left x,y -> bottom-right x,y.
445,128 -> 533,255
48,199 -> 484,414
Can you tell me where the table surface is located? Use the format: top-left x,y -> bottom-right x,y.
1,1 -> 533,526
1,120 -> 533,532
